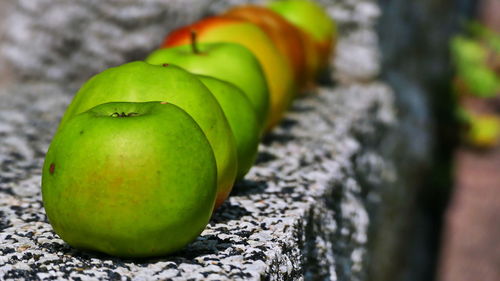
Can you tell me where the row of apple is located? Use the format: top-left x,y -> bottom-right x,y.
41,0 -> 336,258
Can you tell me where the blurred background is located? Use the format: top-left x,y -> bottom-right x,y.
0,0 -> 498,280
378,0 -> 500,280
437,0 -> 500,281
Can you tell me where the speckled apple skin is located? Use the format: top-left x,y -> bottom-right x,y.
42,102 -> 217,258
58,62 -> 237,209
198,75 -> 260,181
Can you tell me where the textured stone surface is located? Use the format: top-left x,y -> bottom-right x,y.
0,0 -> 432,280
0,0 -> 263,89
0,0 -> 379,89
0,80 -> 400,281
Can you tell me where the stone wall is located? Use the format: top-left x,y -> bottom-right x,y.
0,0 -> 447,280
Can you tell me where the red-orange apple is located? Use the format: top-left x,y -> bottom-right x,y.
162,16 -> 295,131
223,5 -> 306,87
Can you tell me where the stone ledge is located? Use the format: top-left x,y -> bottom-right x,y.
0,81 -> 396,280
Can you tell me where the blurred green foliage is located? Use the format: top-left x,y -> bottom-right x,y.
451,22 -> 500,98
451,22 -> 500,148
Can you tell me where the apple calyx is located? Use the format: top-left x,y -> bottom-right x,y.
190,29 -> 201,55
110,112 -> 139,118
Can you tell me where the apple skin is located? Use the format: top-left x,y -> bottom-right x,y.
162,16 -> 295,131
42,101 -> 217,258
197,75 -> 260,180
58,61 -> 237,209
223,5 -> 307,88
299,30 -> 321,89
146,42 -> 269,129
268,0 -> 337,73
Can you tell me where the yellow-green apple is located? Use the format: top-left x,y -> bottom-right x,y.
269,0 -> 337,74
58,62 -> 237,209
146,41 -> 269,129
42,101 -> 217,257
197,75 -> 260,179
223,5 -> 307,87
162,16 -> 295,131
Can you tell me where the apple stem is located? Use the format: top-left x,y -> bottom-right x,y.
190,30 -> 200,54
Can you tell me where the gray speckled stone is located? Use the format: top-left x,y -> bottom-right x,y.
0,0 -> 432,280
0,0 -> 264,89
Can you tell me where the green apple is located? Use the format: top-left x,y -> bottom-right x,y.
162,16 -> 296,131
42,101 -> 217,257
146,41 -> 269,129
451,36 -> 499,98
58,61 -> 237,209
197,75 -> 260,180
268,0 -> 337,72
